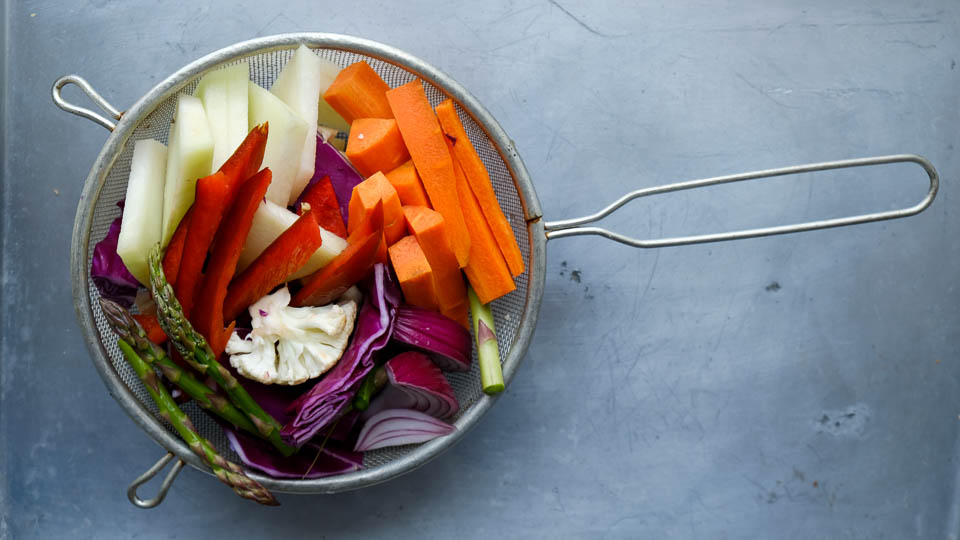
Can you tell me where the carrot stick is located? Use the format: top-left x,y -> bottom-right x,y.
292,223 -> 384,307
402,205 -> 468,327
133,313 -> 168,345
388,235 -> 439,312
322,61 -> 393,122
453,153 -> 516,304
175,172 -> 231,318
435,99 -> 524,276
385,160 -> 430,207
193,168 -> 272,355
296,175 -> 347,237
345,118 -> 410,178
223,210 -> 324,322
386,81 -> 470,268
162,209 -> 192,287
348,172 -> 405,246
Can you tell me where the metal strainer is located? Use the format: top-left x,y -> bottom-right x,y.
53,33 -> 939,508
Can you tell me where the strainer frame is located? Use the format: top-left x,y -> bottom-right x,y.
67,33 -> 547,495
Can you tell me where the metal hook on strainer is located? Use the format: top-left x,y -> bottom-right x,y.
56,33 -> 940,507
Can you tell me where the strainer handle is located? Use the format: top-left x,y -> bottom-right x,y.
127,452 -> 186,509
51,75 -> 122,132
543,154 -> 938,247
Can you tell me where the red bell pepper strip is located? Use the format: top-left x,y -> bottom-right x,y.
162,209 -> 192,287
220,123 -> 268,193
291,203 -> 383,308
175,172 -> 231,318
132,313 -> 168,345
222,210 -> 324,322
192,168 -> 272,355
296,176 -> 347,237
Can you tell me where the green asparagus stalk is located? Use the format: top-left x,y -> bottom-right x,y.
352,366 -> 388,411
147,245 -> 293,456
99,298 -> 295,457
468,287 -> 505,394
116,340 -> 279,506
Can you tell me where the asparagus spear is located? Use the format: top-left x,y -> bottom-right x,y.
352,365 -> 388,411
116,340 -> 279,505
147,245 -> 292,456
468,287 -> 505,394
99,298 -> 296,456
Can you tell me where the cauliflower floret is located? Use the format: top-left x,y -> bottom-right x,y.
226,286 -> 359,385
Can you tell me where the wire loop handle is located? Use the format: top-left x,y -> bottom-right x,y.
52,75 -> 121,132
544,155 -> 938,247
127,452 -> 185,509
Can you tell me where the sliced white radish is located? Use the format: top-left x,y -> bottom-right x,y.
239,199 -> 348,280
194,62 -> 249,172
248,81 -> 309,206
271,45 -> 346,205
118,139 -> 167,285
161,94 -> 214,247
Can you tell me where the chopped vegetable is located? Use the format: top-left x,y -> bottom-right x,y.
116,339 -> 279,505
194,62 -> 250,171
248,81 -> 310,206
219,123 -> 269,192
468,287 -> 504,394
149,246 -> 293,457
451,145 -> 516,304
317,124 -> 346,151
363,351 -> 459,419
225,286 -> 358,385
292,205 -> 383,308
224,210 -> 324,322
294,175 -> 347,237
117,139 -> 167,285
225,428 -> 361,479
392,304 -> 472,372
385,160 -> 430,207
386,80 -> 470,267
436,99 -> 525,276
132,313 -> 168,345
92,202 -> 140,307
314,136 -> 365,224
174,171 -> 231,317
388,235 -> 439,312
345,118 -> 410,178
161,209 -> 191,287
283,264 -> 401,447
193,168 -> 272,355
270,45 -> 340,205
161,94 -> 214,248
348,172 -> 405,246
239,199 -> 347,280
322,60 -> 393,122
352,366 -> 388,411
354,409 -> 455,452
402,206 -> 469,327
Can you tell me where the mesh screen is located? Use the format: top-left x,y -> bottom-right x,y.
85,46 -> 532,473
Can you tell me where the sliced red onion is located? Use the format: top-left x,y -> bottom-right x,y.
363,352 -> 459,420
354,409 -> 456,452
392,305 -> 472,372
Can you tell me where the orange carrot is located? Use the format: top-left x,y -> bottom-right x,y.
348,172 -> 405,246
454,159 -> 516,304
402,206 -> 468,327
385,160 -> 430,207
175,172 -> 231,318
435,99 -> 524,276
345,118 -> 410,178
322,61 -> 393,122
162,209 -> 192,287
388,235 -> 439,312
223,210 -> 324,322
133,313 -> 168,345
386,81 -> 470,268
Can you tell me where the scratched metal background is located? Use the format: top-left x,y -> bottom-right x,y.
3,1 -> 960,538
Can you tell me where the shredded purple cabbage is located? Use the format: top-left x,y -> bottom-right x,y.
225,427 -> 363,479
91,201 -> 141,307
281,264 -> 401,447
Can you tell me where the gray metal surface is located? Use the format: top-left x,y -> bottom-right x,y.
3,1 -> 960,538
